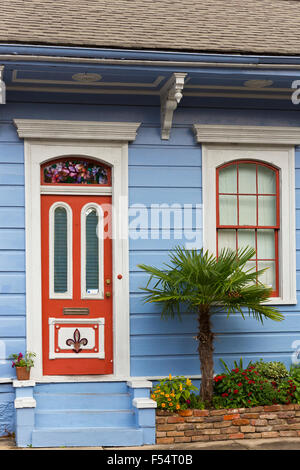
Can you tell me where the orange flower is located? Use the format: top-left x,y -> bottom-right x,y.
176,404 -> 180,410
161,403 -> 166,408
169,402 -> 173,407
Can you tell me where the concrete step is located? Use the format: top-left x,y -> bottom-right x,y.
35,409 -> 136,428
34,381 -> 128,394
32,426 -> 143,447
34,392 -> 131,410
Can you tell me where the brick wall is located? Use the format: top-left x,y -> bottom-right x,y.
156,404 -> 300,444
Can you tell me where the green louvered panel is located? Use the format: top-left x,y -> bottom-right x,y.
54,207 -> 68,293
85,209 -> 99,292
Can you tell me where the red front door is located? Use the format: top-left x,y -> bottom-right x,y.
41,194 -> 113,375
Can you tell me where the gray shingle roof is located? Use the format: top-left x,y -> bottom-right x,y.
1,0 -> 300,55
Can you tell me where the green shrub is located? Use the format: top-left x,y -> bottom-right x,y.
251,359 -> 289,381
213,362 -> 296,408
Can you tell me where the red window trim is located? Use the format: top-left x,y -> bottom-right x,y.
216,160 -> 280,297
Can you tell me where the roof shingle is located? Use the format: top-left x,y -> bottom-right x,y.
1,0 -> 300,55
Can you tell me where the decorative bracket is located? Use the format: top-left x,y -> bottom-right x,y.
0,66 -> 5,104
160,72 -> 187,140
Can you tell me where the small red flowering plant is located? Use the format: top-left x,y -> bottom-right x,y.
213,359 -> 296,409
9,352 -> 36,371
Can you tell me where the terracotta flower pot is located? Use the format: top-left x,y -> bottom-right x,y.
15,367 -> 30,380
178,409 -> 193,417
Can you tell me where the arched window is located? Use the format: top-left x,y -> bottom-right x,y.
41,157 -> 111,186
216,160 -> 279,296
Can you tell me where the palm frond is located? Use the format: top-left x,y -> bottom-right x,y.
138,245 -> 283,323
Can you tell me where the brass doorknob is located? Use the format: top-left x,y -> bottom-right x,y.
105,292 -> 111,298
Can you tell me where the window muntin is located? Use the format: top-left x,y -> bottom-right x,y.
216,160 -> 279,296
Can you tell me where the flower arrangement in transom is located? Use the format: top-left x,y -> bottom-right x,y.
9,352 -> 36,371
43,160 -> 108,185
151,374 -> 198,412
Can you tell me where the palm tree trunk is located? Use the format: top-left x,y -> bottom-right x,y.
197,305 -> 214,404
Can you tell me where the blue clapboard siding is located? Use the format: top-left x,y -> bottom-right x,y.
128,124 -> 300,377
1,100 -> 300,383
0,129 -> 25,387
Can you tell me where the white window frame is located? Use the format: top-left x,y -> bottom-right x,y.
49,201 -> 73,299
201,142 -> 296,305
14,119 -> 141,382
81,202 -> 104,300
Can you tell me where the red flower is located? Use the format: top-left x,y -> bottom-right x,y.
221,393 -> 228,397
234,389 -> 239,394
237,382 -> 243,387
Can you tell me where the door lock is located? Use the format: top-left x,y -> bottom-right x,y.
105,292 -> 111,298
106,279 -> 111,285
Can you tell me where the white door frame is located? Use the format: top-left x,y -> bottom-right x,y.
14,119 -> 140,382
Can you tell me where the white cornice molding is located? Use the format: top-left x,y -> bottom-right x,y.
193,124 -> 300,145
0,66 -> 5,104
13,119 -> 141,141
160,72 -> 187,140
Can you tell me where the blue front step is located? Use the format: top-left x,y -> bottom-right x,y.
35,409 -> 135,427
35,392 -> 131,410
32,427 -> 144,447
29,381 -> 149,447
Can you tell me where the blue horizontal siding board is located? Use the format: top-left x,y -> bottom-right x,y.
131,357 -> 200,377
131,333 -> 300,357
0,295 -> 25,315
130,251 -> 171,271
129,167 -> 201,188
0,187 -> 24,207
0,124 -> 20,143
130,314 -> 197,335
0,317 -> 25,337
129,188 -> 202,206
131,335 -> 198,356
0,144 -> 24,163
130,294 -> 163,315
211,313 -> 300,333
0,252 -> 25,271
129,230 -> 203,251
0,273 -> 25,294
133,126 -> 195,146
1,338 -> 25,357
129,147 -> 201,167
0,208 -> 24,228
0,230 -> 25,250
0,165 -> 24,185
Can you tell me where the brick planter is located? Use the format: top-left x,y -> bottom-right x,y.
156,404 -> 300,444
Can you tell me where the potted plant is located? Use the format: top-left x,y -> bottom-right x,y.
9,352 -> 36,380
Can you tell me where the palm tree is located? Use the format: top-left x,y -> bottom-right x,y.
138,246 -> 283,404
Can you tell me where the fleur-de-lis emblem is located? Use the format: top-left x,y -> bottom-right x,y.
66,329 -> 88,353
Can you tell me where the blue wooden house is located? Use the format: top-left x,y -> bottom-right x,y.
1,0 -> 300,447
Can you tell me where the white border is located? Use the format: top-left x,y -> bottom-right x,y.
202,143 -> 296,305
49,317 -> 105,359
14,119 -> 140,382
80,203 -> 104,300
49,201 -> 73,299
